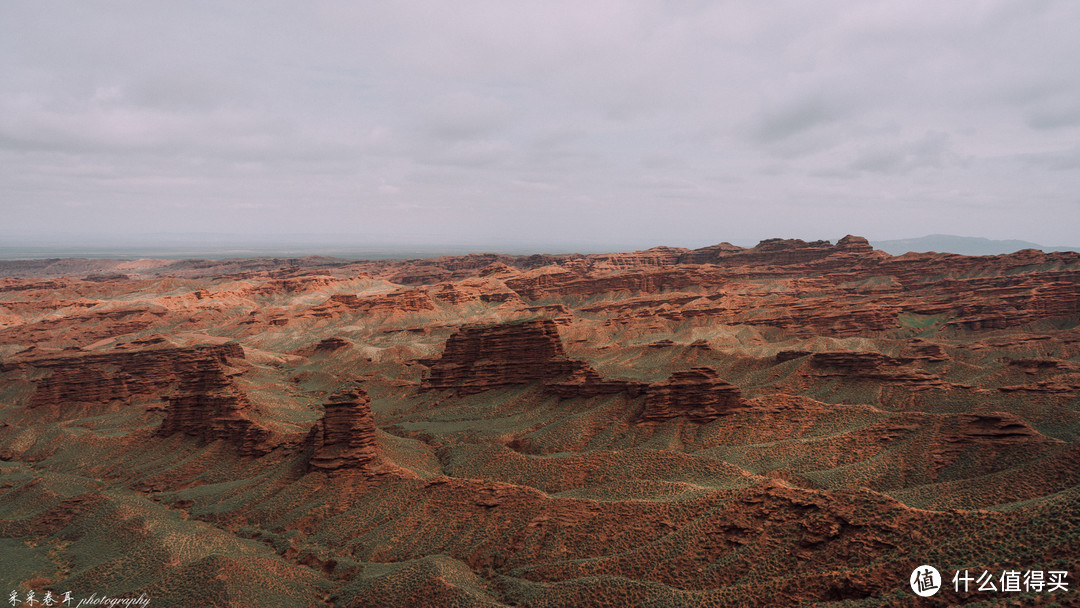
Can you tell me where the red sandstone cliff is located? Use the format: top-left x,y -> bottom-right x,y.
7,344 -> 244,419
639,367 -> 744,422
155,355 -> 276,456
306,388 -> 382,474
422,319 -> 587,394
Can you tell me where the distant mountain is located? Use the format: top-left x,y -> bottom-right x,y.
871,234 -> 1080,256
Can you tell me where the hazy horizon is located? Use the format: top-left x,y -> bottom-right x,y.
3,2 -> 1079,246
3,230 -> 1079,262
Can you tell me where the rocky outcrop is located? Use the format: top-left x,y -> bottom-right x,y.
999,381 -> 1080,395
674,242 -> 743,264
897,272 -> 1080,330
155,356 -> 275,456
10,344 -> 245,417
506,268 -> 725,300
424,322 -> 743,405
904,339 -> 949,362
808,351 -> 947,387
503,268 -> 582,300
308,290 -> 435,318
306,388 -> 381,473
422,319 -> 586,394
588,247 -> 691,269
1006,358 -> 1080,373
931,413 -> 1059,473
776,350 -> 812,363
677,236 -> 872,267
544,366 -> 648,399
254,275 -> 342,295
744,301 -> 900,336
810,351 -> 912,372
639,367 -> 744,422
313,337 -> 351,352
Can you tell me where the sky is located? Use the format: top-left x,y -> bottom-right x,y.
2,1 -> 1079,252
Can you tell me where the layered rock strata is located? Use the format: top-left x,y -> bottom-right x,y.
306,388 -> 381,473
9,344 -> 244,414
639,367 -> 744,422
155,356 -> 274,456
422,319 -> 585,394
808,351 -> 947,387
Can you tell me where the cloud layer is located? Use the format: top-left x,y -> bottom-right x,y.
3,1 -> 1079,249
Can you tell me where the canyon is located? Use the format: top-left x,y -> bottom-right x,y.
1,235 -> 1079,607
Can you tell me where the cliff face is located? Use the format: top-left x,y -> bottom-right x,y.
155,356 -> 275,457
422,322 -> 745,413
505,267 -> 725,301
808,351 -> 947,388
306,388 -> 381,473
303,289 -> 436,321
422,319 -> 585,394
11,344 -> 243,416
640,367 -> 744,422
7,343 -> 281,455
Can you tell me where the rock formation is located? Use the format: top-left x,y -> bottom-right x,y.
807,351 -> 947,387
5,238 -> 1080,607
506,267 -> 724,300
544,366 -> 648,399
312,336 -> 351,352
675,235 -> 879,268
930,412 -> 1058,473
422,319 -> 586,394
10,344 -> 244,418
639,367 -> 744,422
155,356 -> 275,456
306,388 -> 381,473
308,289 -> 435,318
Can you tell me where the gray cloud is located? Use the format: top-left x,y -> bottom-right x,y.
2,0 -> 1080,249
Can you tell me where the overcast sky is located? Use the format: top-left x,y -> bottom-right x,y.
2,1 -> 1079,251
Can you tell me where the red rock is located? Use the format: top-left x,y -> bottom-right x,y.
808,351 -> 947,388
422,319 -> 586,394
640,367 -> 744,422
254,275 -> 343,295
310,289 -> 436,318
507,268 -> 726,300
587,246 -> 691,269
776,350 -> 812,363
931,413 -> 1059,473
313,337 -> 351,352
999,382 -> 1080,395
544,366 -> 648,399
904,339 -> 950,362
503,267 -> 581,300
678,237 -> 836,266
154,348 -> 278,456
306,388 -> 381,473
7,344 -> 244,418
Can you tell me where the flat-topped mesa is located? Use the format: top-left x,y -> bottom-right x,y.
9,344 -> 244,420
639,367 -> 744,422
155,357 -> 274,456
306,388 -> 381,473
677,234 -> 880,267
422,319 -> 586,395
